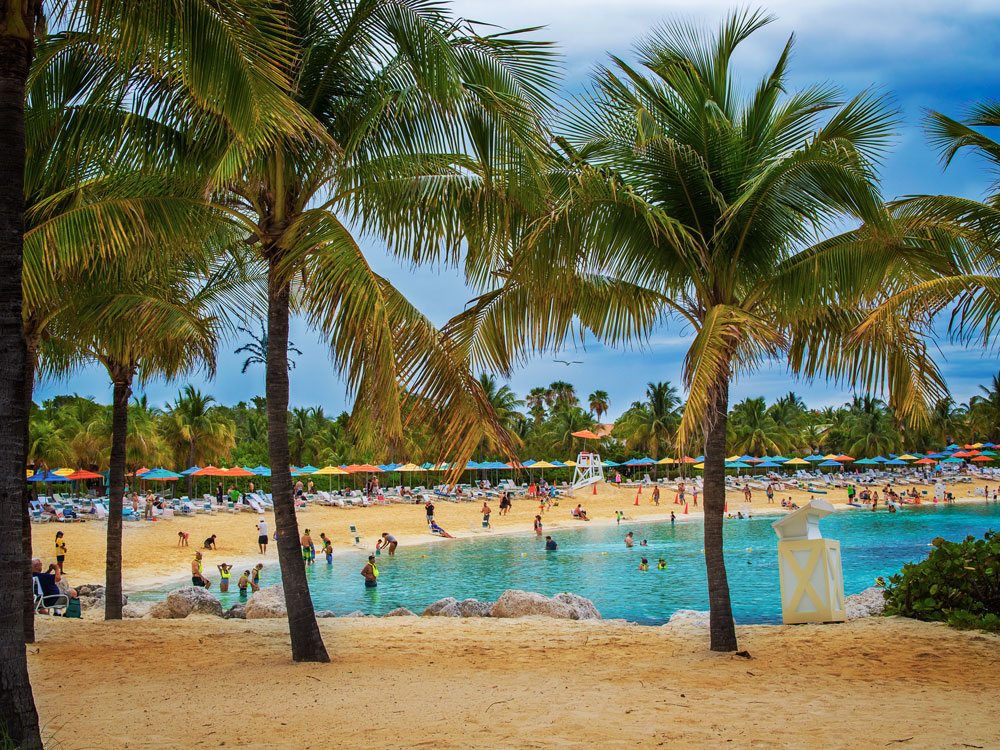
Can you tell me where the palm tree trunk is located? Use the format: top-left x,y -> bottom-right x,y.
0,3 -> 43,744
187,440 -> 195,498
266,260 -> 328,662
104,368 -> 132,620
702,372 -> 738,652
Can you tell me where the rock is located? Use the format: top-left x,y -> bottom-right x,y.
315,610 -> 336,618
384,607 -> 417,617
77,584 -> 105,598
458,599 -> 493,617
224,602 -> 246,620
422,597 -> 462,617
339,611 -> 370,618
845,586 -> 887,620
552,592 -> 601,620
165,587 -> 224,618
149,601 -> 173,619
122,601 -> 156,619
489,590 -> 577,619
668,609 -> 711,626
244,584 -> 287,619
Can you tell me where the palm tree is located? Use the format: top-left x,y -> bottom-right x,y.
729,397 -> 785,456
548,381 -> 578,410
614,382 -> 680,466
161,386 -> 236,496
969,372 -> 1000,442
526,387 -> 549,425
236,320 -> 302,373
457,10 -> 952,651
588,390 -> 610,422
288,408 -> 315,467
476,374 -> 525,456
212,1 -> 555,662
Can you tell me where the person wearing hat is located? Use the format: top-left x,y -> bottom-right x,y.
361,555 -> 379,588
256,517 -> 269,554
54,531 -> 67,573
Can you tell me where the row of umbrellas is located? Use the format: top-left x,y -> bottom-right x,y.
27,441 -> 1000,483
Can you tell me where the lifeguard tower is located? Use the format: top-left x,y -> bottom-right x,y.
771,498 -> 845,624
570,430 -> 605,493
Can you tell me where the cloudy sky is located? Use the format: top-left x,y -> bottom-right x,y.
36,0 -> 1000,419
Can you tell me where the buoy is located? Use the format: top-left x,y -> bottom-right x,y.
602,551 -> 607,555
522,553 -> 526,557
684,502 -> 688,514
747,547 -> 752,552
421,554 -> 426,558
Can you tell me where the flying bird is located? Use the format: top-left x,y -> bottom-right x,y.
553,359 -> 583,366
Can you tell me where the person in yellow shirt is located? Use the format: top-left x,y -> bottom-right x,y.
55,531 -> 67,573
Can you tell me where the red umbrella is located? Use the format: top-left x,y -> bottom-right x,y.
220,467 -> 254,476
66,469 -> 102,480
835,455 -> 855,462
914,458 -> 936,465
971,455 -> 994,462
191,465 -> 226,476
351,464 -> 383,473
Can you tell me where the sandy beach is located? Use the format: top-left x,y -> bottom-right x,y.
31,476 -> 997,592
27,614 -> 1000,749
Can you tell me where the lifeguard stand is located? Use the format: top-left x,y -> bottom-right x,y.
572,452 -> 604,491
771,499 -> 845,624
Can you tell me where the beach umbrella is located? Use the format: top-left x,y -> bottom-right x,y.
571,430 -> 601,440
755,460 -> 780,469
941,456 -> 963,463
724,461 -> 750,469
835,455 -> 855,462
66,469 -> 103,480
679,456 -> 698,463
945,443 -> 959,450
191,465 -> 225,476
563,460 -> 577,467
784,458 -> 810,466
803,454 -> 825,461
737,455 -> 756,462
296,465 -> 320,474
854,458 -> 877,465
51,467 -> 75,476
983,442 -> 998,448
127,467 -> 151,477
549,460 -> 566,467
314,465 -> 349,475
657,457 -> 676,464
884,459 -> 908,466
179,466 -> 201,475
822,453 -> 839,460
221,467 -> 254,477
769,456 -> 790,463
818,460 -> 842,467
27,471 -> 73,482
914,457 -> 935,464
621,458 -> 642,466
897,454 -> 918,461
971,455 -> 994,462
143,468 -> 182,480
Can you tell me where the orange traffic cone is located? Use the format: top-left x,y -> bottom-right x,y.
592,482 -> 597,495
637,484 -> 642,494
634,492 -> 640,506
684,502 -> 688,514
725,502 -> 728,513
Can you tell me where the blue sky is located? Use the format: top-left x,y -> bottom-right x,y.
35,0 -> 1000,419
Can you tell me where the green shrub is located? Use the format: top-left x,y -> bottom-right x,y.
883,530 -> 1000,632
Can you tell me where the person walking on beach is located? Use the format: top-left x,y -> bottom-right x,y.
743,485 -> 751,503
377,533 -> 398,555
361,555 -> 379,588
652,486 -> 660,506
624,531 -> 634,547
251,563 -> 263,592
192,552 -> 210,588
301,529 -> 314,564
534,515 -> 543,536
424,500 -> 435,525
256,517 -> 269,554
615,510 -> 622,525
54,531 -> 66,573
482,501 -> 492,529
766,483 -> 775,503
217,563 -> 233,592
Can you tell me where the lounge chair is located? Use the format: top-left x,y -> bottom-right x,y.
349,525 -> 364,547
33,578 -> 69,615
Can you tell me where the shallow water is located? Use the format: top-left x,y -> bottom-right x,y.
135,502 -> 1000,624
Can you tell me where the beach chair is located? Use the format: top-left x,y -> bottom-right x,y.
349,525 -> 364,547
30,508 -> 49,523
33,578 -> 69,615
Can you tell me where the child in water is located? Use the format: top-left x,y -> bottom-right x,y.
324,537 -> 333,563
238,571 -> 250,597
657,559 -> 667,570
251,563 -> 263,592
638,558 -> 649,571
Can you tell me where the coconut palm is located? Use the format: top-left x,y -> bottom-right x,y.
526,387 -> 549,425
454,10 -> 953,651
476,374 -> 525,456
160,386 -> 237,496
211,1 -> 555,662
729,397 -> 786,456
969,372 -> 1000,442
236,320 -> 302,374
614,382 -> 680,464
548,381 -> 578,410
588,390 -> 610,422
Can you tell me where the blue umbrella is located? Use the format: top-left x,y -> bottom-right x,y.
521,460 -> 536,467
884,458 -> 909,466
804,454 -> 825,461
602,460 -> 621,467
179,466 -> 201,475
854,458 -> 877,465
737,454 -> 756,461
818,460 -> 842,467
945,443 -> 959,450
725,461 -> 750,468
27,471 -> 73,482
870,456 -> 888,463
251,465 -> 271,476
622,458 -> 642,466
755,460 -> 781,468
143,468 -> 183,480
549,460 -> 566,467
694,455 -> 705,462
770,456 -> 790,462
941,456 -> 963,463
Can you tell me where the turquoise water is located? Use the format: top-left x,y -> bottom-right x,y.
138,503 -> 1000,624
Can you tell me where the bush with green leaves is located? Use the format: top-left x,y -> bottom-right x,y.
883,531 -> 1000,632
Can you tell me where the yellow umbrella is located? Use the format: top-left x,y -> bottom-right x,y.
313,465 -> 348,475
52,467 -> 74,476
694,462 -> 705,469
897,454 -> 918,461
562,459 -> 577,467
784,458 -> 810,465
726,455 -> 741,462
823,453 -> 839,460
658,457 -> 676,464
395,463 -> 426,472
531,461 -> 557,469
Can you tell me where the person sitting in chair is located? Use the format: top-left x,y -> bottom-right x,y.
572,504 -> 590,521
32,558 -> 77,614
429,520 -> 455,538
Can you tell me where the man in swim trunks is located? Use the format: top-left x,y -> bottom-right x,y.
191,552 -> 210,588
624,531 -> 634,547
425,500 -> 435,524
301,529 -> 314,564
361,555 -> 379,588
481,501 -> 492,529
256,517 -> 269,554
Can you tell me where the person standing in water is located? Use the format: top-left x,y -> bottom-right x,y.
670,511 -> 676,524
238,570 -> 250,597
217,563 -> 233,592
301,529 -> 314,564
377,533 -> 398,555
251,563 -> 263,592
361,555 -> 379,588
191,552 -> 210,588
624,531 -> 634,547
54,531 -> 66,573
534,515 -> 543,536
544,536 -> 558,550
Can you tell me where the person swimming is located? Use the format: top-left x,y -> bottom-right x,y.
638,558 -> 649,571
656,559 -> 667,570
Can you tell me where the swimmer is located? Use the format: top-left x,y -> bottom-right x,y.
638,558 -> 649,571
656,559 -> 666,570
238,570 -> 250,597
544,536 -> 558,551
217,563 -> 233,592
640,539 -> 648,546
624,531 -> 634,548
361,555 -> 379,588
